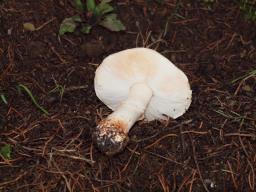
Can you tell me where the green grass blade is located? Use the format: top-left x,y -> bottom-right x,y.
0,94 -> 8,104
0,144 -> 11,160
231,69 -> 256,84
18,84 -> 49,115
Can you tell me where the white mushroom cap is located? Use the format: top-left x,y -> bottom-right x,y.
93,47 -> 192,155
95,48 -> 191,120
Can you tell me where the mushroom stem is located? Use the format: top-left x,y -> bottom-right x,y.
108,83 -> 153,132
93,83 -> 152,155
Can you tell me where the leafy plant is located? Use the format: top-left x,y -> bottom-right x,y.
59,0 -> 125,35
0,144 -> 11,160
239,0 -> 256,21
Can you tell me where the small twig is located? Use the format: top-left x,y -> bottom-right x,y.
179,125 -> 186,155
188,170 -> 197,192
52,161 -> 72,192
189,134 -> 210,192
0,45 -> 14,81
49,46 -> 67,64
225,33 -> 237,50
0,171 -> 27,187
227,160 -> 238,190
143,30 -> 152,47
171,18 -> 198,24
88,63 -> 100,67
144,150 -> 183,165
35,17 -> 56,31
121,145 -> 138,172
177,170 -> 195,192
247,158 -> 255,191
144,133 -> 177,149
65,85 -> 88,92
239,136 -> 249,157
42,134 -> 55,156
181,131 -> 208,135
224,133 -> 256,138
52,152 -> 95,165
158,173 -> 170,192
127,146 -> 141,155
133,119 -> 192,143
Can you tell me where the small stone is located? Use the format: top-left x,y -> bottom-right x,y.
7,28 -> 12,35
23,22 -> 36,31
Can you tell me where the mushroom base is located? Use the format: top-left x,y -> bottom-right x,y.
92,120 -> 129,156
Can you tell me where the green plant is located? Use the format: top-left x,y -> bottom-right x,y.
213,109 -> 246,122
231,69 -> 256,84
49,78 -> 65,102
0,93 -> 8,105
17,84 -> 49,115
239,0 -> 256,21
0,144 -> 11,160
59,0 -> 125,35
231,69 -> 256,95
201,0 -> 215,10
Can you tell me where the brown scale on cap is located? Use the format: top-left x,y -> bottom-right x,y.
92,119 -> 129,155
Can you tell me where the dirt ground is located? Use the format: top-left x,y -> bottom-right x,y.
0,0 -> 256,191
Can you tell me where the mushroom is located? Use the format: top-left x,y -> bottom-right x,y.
93,48 -> 192,155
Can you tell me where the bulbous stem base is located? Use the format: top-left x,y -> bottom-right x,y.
92,119 -> 129,155
93,83 -> 152,155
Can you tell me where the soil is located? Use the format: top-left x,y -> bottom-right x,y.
0,0 -> 256,191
